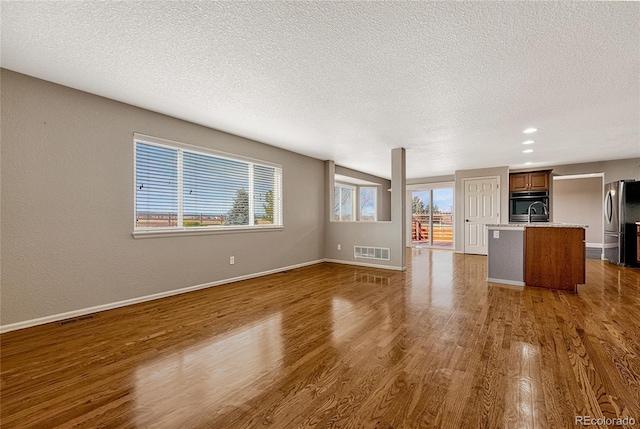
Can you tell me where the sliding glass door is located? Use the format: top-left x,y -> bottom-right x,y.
411,186 -> 454,248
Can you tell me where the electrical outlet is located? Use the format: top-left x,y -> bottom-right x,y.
230,256 -> 235,265
337,244 -> 341,250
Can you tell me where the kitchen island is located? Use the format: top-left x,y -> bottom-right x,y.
487,223 -> 587,293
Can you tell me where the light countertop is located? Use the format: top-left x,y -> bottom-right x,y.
487,223 -> 588,228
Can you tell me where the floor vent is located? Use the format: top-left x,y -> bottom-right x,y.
59,315 -> 94,326
354,246 -> 390,261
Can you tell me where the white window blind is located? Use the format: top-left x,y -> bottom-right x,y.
135,136 -> 282,232
135,143 -> 179,228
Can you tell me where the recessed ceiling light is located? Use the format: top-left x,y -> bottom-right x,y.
523,149 -> 534,153
522,140 -> 535,145
523,128 -> 537,134
525,162 -> 533,165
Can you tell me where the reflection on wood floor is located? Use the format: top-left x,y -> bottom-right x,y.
2,249 -> 640,428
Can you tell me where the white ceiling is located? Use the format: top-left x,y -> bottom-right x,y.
2,1 -> 639,179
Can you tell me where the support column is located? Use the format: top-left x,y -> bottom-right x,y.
391,148 -> 406,270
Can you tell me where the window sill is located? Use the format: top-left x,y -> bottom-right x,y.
132,225 -> 284,239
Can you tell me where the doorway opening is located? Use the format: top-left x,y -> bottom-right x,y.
552,173 -> 604,260
411,186 -> 454,249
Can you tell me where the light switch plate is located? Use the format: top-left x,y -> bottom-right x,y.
493,230 -> 499,239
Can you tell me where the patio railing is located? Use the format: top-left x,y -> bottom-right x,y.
411,212 -> 453,244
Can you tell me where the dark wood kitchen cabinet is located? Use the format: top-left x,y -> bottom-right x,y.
637,223 -> 640,264
510,170 -> 551,192
524,226 -> 585,293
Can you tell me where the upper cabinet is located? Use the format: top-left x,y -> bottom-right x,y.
509,170 -> 551,192
528,171 -> 550,190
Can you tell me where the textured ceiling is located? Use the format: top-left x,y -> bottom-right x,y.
2,1 -> 639,179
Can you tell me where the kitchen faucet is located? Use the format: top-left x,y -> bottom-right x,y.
527,201 -> 548,224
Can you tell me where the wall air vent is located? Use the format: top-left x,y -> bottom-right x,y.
354,246 -> 390,261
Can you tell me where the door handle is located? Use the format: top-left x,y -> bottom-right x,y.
465,219 -> 470,222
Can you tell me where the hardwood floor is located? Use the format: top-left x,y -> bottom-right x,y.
2,249 -> 640,428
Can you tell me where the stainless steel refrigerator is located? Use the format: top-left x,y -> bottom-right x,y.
604,180 -> 640,266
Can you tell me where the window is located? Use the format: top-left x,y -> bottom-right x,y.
333,183 -> 380,222
135,135 -> 282,234
359,187 -> 377,221
334,184 -> 355,221
411,186 -> 454,248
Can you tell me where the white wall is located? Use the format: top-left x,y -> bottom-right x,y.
1,69 -> 326,328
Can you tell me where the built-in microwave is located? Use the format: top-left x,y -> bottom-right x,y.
509,191 -> 549,223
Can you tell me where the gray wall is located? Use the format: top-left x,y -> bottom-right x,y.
450,159 -> 638,253
1,70 -> 326,326
512,158 -> 640,183
407,175 -> 455,186
325,149 -> 406,269
487,228 -> 524,284
553,177 -> 603,245
3,69 -> 636,327
334,165 -> 391,221
515,158 -> 639,246
454,166 -> 510,252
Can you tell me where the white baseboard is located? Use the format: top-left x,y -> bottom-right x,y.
487,277 -> 525,287
0,259 -> 324,334
324,259 -> 406,271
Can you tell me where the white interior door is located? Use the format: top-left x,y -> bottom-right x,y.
464,177 -> 500,255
